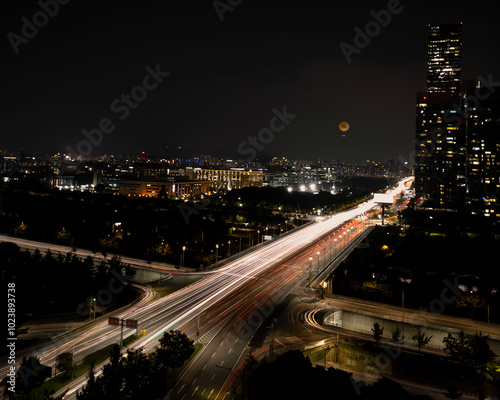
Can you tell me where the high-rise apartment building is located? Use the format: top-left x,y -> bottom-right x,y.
415,23 -> 466,211
464,80 -> 500,219
427,23 -> 462,95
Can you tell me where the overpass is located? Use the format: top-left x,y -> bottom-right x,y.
308,223 -> 375,292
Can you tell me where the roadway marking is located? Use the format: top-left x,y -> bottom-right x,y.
212,352 -> 216,358
201,389 -> 206,396
219,341 -> 223,347
193,378 -> 197,385
228,348 -> 232,354
208,389 -> 214,399
211,374 -> 216,380
202,364 -> 207,371
192,386 -> 199,397
220,360 -> 224,366
177,384 -> 185,394
181,395 -> 186,400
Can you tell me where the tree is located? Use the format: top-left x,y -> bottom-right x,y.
15,222 -> 29,236
371,322 -> 384,343
56,227 -> 71,243
157,185 -> 167,199
77,339 -> 190,400
16,356 -> 52,398
455,293 -> 487,319
411,327 -> 432,354
157,330 -> 194,371
468,332 -> 496,372
55,352 -> 74,378
390,326 -> 404,344
443,331 -> 471,364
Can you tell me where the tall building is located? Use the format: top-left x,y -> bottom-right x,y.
464,80 -> 500,219
415,23 -> 466,211
427,23 -> 462,95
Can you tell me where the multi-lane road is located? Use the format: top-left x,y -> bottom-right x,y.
1,178 -> 412,399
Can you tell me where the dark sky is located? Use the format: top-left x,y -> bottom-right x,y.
2,0 -> 500,163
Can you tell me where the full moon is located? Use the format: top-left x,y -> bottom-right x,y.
339,121 -> 350,132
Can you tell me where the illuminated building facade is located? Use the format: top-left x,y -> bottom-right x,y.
427,23 -> 462,95
415,23 -> 466,211
119,180 -> 212,197
464,81 -> 500,219
184,168 -> 263,190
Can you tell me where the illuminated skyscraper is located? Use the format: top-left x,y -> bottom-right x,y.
464,80 -> 500,219
427,23 -> 462,95
415,23 -> 465,211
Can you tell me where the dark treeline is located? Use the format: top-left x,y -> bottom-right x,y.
0,242 -> 136,325
76,330 -> 194,400
236,350 -> 432,400
0,176 -> 395,268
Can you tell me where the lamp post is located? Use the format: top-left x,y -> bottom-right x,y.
317,251 -> 320,272
215,244 -> 219,262
89,294 -> 97,321
227,240 -> 231,257
181,246 -> 186,268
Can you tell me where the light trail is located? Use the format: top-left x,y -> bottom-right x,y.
1,178 -> 412,399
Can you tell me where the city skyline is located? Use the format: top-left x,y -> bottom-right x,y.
2,3 -> 500,398
2,0 -> 500,163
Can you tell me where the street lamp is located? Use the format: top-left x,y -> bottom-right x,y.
181,246 -> 186,267
215,244 -> 219,262
227,240 -> 231,257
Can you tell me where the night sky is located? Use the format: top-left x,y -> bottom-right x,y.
2,0 -> 500,163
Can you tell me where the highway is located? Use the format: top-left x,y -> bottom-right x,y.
1,178 -> 412,399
